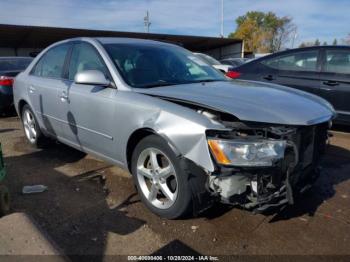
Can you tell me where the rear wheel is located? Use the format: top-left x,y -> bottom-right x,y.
21,104 -> 49,148
131,135 -> 193,219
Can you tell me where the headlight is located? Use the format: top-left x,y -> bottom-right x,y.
208,138 -> 286,167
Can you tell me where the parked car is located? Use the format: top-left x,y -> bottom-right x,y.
193,52 -> 239,78
220,58 -> 250,67
14,38 -> 334,219
230,46 -> 350,124
0,57 -> 33,114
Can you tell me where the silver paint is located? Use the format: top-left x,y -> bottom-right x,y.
74,70 -> 110,86
136,147 -> 178,209
13,37 -> 335,174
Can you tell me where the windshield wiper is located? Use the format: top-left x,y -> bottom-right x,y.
138,80 -> 179,88
188,79 -> 226,84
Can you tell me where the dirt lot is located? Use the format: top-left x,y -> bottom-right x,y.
0,115 -> 350,259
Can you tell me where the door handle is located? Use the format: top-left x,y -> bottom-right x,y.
60,92 -> 69,102
263,75 -> 275,81
28,86 -> 36,93
323,80 -> 339,86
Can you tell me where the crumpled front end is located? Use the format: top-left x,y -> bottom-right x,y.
207,121 -> 330,213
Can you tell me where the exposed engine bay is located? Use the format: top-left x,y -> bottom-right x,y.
198,108 -> 329,212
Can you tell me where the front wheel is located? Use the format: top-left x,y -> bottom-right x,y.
131,135 -> 193,219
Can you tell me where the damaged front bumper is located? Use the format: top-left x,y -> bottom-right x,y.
210,165 -> 320,213
207,122 -> 329,213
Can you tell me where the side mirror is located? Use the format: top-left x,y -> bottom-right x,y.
74,70 -> 110,86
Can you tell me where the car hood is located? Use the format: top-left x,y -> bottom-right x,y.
135,80 -> 335,126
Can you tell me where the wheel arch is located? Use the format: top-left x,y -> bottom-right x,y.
17,99 -> 29,118
126,128 -> 181,173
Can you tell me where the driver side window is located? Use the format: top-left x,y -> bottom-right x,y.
68,42 -> 108,81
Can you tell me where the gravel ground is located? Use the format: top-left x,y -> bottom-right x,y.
0,115 -> 349,260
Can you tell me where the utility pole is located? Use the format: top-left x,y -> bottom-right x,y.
220,0 -> 224,37
144,10 -> 151,33
291,29 -> 298,48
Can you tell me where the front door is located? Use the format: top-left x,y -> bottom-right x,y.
261,49 -> 321,96
59,42 -> 118,158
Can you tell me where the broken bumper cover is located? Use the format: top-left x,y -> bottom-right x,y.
213,164 -> 321,213
254,166 -> 321,213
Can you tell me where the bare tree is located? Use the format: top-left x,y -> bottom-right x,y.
272,17 -> 297,52
342,34 -> 350,45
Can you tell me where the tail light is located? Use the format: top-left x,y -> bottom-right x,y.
0,76 -> 14,86
225,71 -> 241,79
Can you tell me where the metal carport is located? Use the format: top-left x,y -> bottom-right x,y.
0,24 -> 243,59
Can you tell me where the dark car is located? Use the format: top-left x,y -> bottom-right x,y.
230,46 -> 350,124
0,57 -> 33,113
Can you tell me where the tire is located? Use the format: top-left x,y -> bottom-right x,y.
0,185 -> 10,217
131,135 -> 194,219
21,104 -> 49,148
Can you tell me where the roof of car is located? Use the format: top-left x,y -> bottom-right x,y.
221,58 -> 247,61
93,37 -> 174,46
241,45 -> 350,65
295,45 -> 350,49
273,45 -> 350,55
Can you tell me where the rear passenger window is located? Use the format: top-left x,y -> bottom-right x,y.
262,50 -> 318,72
324,50 -> 350,74
68,43 -> 108,81
32,44 -> 69,78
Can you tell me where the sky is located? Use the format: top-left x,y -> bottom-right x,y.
0,0 -> 349,47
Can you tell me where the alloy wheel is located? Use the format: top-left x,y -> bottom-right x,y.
23,109 -> 37,143
136,148 -> 178,209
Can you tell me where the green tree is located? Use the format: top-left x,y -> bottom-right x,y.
229,11 -> 296,53
323,41 -> 328,45
314,39 -> 320,46
333,38 -> 338,45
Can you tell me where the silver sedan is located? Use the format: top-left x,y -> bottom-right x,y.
13,37 -> 335,218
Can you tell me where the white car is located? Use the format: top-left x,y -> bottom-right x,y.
194,53 -> 232,73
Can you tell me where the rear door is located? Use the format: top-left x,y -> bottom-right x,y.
261,49 -> 321,95
27,43 -> 71,137
319,48 -> 350,123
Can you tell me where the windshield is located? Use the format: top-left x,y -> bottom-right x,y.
0,57 -> 33,71
194,53 -> 221,66
104,43 -> 226,88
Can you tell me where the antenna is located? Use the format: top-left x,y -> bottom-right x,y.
144,10 -> 151,33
